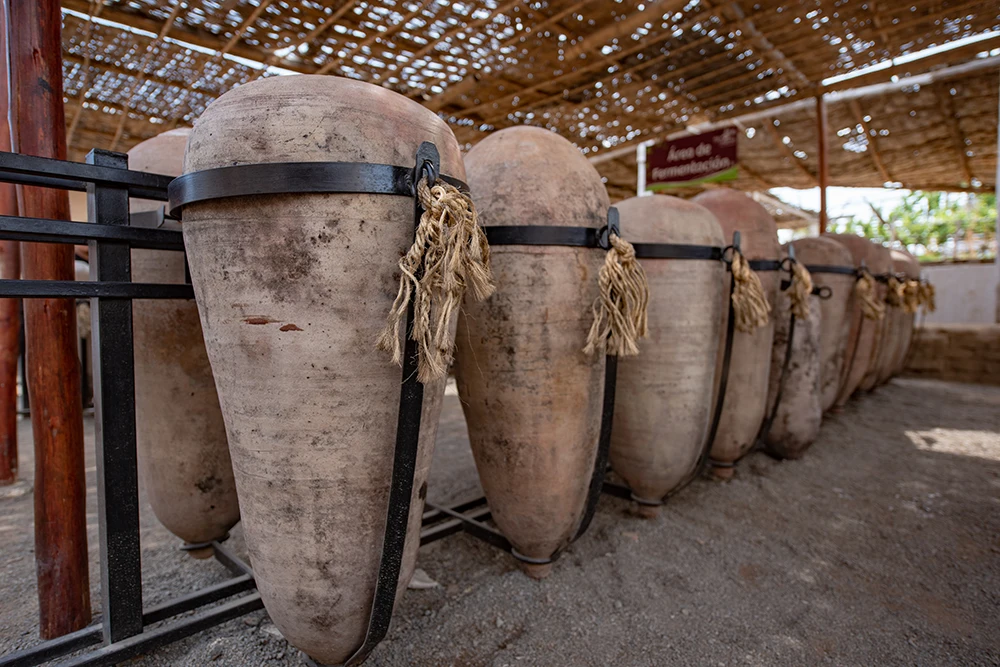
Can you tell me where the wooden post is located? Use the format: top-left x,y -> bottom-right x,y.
816,94 -> 829,235
0,0 -> 19,485
6,0 -> 92,637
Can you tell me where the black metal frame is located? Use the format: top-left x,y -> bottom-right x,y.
0,145 -> 500,667
0,149 -> 264,667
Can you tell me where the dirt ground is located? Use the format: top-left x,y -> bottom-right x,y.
1,377 -> 999,666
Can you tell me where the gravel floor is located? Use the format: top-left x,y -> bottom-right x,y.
1,377 -> 999,666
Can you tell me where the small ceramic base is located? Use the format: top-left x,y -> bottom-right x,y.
519,561 -> 552,580
709,465 -> 735,481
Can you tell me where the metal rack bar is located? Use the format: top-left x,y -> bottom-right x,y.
87,149 -> 143,644
0,152 -> 170,200
0,215 -> 185,250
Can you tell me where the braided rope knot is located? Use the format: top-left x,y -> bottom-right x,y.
917,280 -> 936,313
885,275 -> 904,308
377,178 -> 495,382
584,232 -> 650,357
902,279 -> 921,314
787,260 -> 813,320
855,268 -> 885,321
730,250 -> 771,333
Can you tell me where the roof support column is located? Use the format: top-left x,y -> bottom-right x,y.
816,94 -> 829,235
5,0 -> 91,638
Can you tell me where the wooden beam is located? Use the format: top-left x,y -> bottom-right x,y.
299,0 -> 360,54
816,95 -> 829,234
219,0 -> 276,57
932,85 -> 975,186
724,0 -> 811,90
738,160 -> 774,189
409,0 -> 521,62
107,0 -> 186,151
563,0 -> 688,61
0,2 -> 19,486
64,0 -> 105,148
762,118 -> 818,185
485,31 -> 714,124
317,0 -> 434,75
8,0 -> 91,638
61,0 -> 316,74
848,98 -> 892,184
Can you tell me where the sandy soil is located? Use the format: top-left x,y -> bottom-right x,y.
1,377 -> 999,666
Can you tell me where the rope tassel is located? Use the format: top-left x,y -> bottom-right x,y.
903,279 -> 921,314
855,269 -> 885,321
377,178 -> 495,383
786,260 -> 813,320
730,250 -> 771,333
885,275 -> 904,308
918,280 -> 936,313
584,233 -> 650,357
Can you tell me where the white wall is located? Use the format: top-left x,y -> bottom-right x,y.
921,262 -> 998,324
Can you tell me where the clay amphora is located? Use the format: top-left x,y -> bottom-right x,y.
455,126 -> 607,578
129,128 -> 239,557
180,76 -> 462,664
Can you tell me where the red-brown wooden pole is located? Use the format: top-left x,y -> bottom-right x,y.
6,0 -> 91,637
816,94 -> 829,235
0,0 -> 19,485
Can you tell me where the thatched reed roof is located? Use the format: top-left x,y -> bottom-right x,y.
61,0 -> 1000,194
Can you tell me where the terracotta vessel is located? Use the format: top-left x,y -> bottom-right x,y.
455,126 -> 607,578
790,237 -> 854,412
762,244 -> 821,459
129,128 -> 239,558
825,234 -> 883,407
607,195 -> 724,513
890,249 -> 921,377
857,242 -> 893,392
180,76 -> 461,664
692,190 -> 779,478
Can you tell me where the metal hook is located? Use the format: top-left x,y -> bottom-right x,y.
598,207 -> 620,250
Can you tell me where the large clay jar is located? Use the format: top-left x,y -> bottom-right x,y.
692,190 -> 779,477
826,234 -> 884,406
791,237 -> 853,412
128,129 -> 239,557
761,244 -> 821,459
455,126 -> 607,578
890,250 -> 921,377
180,76 -> 460,664
857,242 -> 893,392
609,195 -> 724,511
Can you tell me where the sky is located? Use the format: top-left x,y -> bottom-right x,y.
770,186 -> 912,228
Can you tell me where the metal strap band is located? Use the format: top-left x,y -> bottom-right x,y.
632,242 -> 723,261
701,270 -> 737,476
756,312 -> 797,451
484,225 -> 603,248
344,142 -> 441,667
574,355 -> 618,540
749,259 -> 782,272
130,208 -> 182,233
805,264 -> 857,277
167,160 -> 468,218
